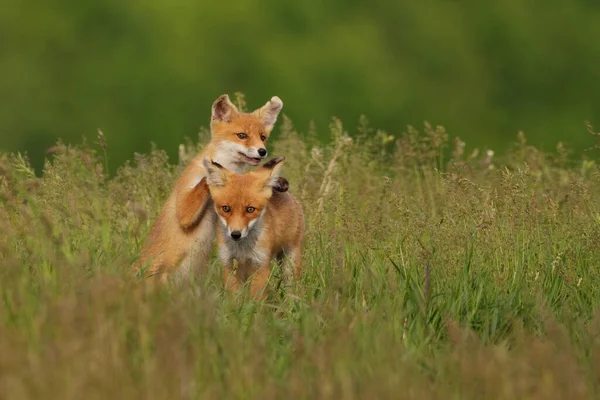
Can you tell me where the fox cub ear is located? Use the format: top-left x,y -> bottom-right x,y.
211,94 -> 239,123
258,157 -> 285,188
254,96 -> 283,130
202,158 -> 229,186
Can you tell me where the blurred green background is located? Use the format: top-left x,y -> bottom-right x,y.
2,0 -> 599,172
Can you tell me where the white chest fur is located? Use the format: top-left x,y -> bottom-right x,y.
219,219 -> 269,267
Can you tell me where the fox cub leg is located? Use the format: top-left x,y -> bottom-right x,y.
176,178 -> 211,228
276,247 -> 302,286
290,246 -> 302,281
248,262 -> 272,300
273,177 -> 289,193
222,260 -> 272,300
223,262 -> 244,295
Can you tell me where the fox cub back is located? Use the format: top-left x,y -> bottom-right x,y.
203,157 -> 305,299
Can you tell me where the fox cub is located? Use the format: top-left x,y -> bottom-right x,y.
203,157 -> 305,298
137,94 -> 284,283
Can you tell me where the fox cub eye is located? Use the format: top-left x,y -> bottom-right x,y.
246,206 -> 255,213
222,205 -> 231,213
260,135 -> 266,141
237,133 -> 248,139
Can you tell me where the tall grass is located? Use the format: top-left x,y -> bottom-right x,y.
1,111 -> 600,399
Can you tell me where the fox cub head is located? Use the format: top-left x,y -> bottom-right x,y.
210,94 -> 283,166
203,157 -> 285,241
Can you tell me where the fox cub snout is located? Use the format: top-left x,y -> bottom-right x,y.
203,157 -> 305,299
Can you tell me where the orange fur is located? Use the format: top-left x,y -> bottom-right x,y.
135,94 -> 283,283
204,158 -> 305,299
176,178 -> 210,229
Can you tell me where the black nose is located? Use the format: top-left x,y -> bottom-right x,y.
230,231 -> 242,240
258,148 -> 267,157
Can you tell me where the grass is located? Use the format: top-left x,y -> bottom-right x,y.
1,110 -> 600,399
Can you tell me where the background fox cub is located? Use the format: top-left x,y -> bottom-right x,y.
203,157 -> 305,299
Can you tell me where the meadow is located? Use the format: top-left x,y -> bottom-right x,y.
1,106 -> 600,398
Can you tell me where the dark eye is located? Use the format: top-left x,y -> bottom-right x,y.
222,205 -> 231,213
260,135 -> 266,141
237,133 -> 248,139
246,206 -> 255,213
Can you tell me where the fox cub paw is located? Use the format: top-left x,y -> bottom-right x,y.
273,177 -> 289,193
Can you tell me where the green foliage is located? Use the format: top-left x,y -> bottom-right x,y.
1,116 -> 600,398
2,2 -> 600,172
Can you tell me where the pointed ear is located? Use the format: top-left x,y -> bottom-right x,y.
257,157 -> 285,188
253,96 -> 283,130
202,158 -> 229,186
211,94 -> 239,123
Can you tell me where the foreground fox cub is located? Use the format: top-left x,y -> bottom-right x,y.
137,94 -> 284,282
203,157 -> 305,298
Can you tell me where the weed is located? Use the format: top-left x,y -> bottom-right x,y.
0,115 -> 599,398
